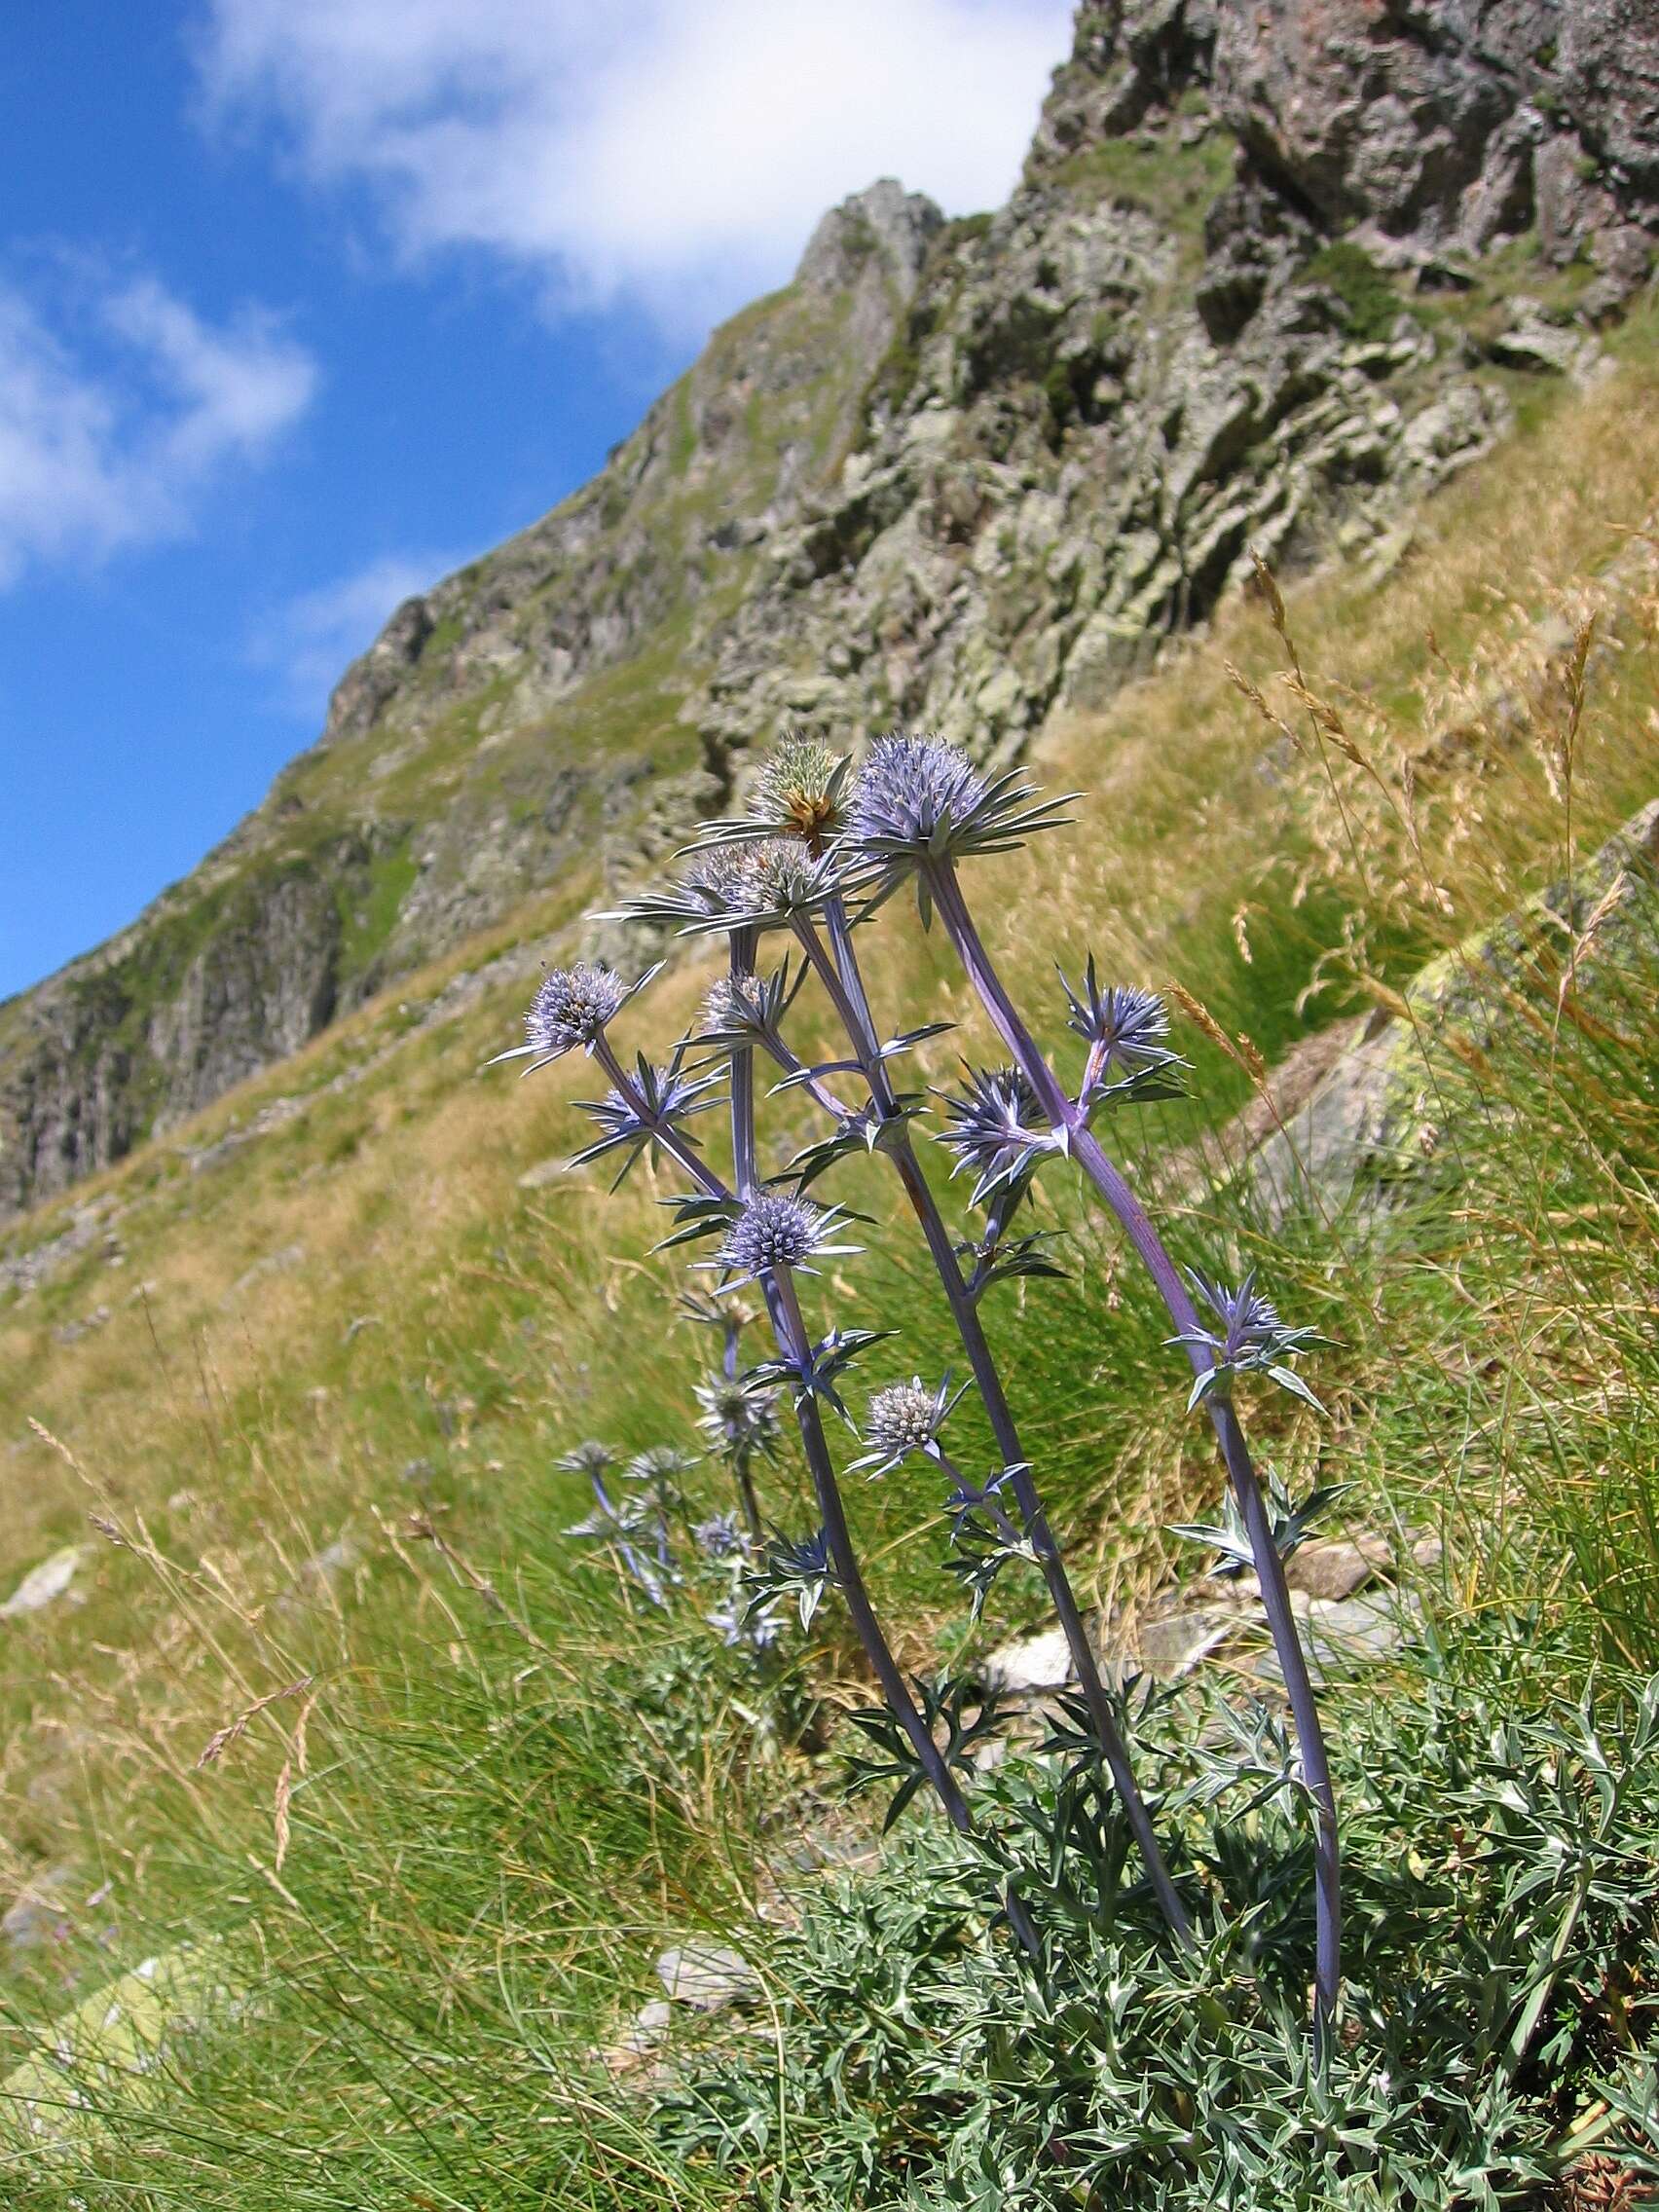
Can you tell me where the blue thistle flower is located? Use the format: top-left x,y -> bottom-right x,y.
491,962 -> 653,1073
693,1511 -> 748,1562
851,1374 -> 970,1475
622,1445 -> 699,1493
604,847 -> 759,934
1059,961 -> 1188,1107
554,1439 -> 616,1482
696,965 -> 797,1050
850,735 -> 986,845
723,838 -> 843,931
934,1064 -> 1055,1207
843,733 -> 1075,878
716,1190 -> 859,1285
1170,1269 -> 1328,1414
607,840 -> 841,938
694,1371 -> 782,1460
571,1048 -> 723,1186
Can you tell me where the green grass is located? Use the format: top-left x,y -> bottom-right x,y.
337,841 -> 419,979
1047,122 -> 1235,246
1302,240 -> 1404,344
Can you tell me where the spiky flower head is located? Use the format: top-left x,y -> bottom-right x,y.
716,838 -> 842,931
601,845 -> 763,937
685,846 -> 756,909
703,831 -> 844,929
695,1371 -> 782,1460
680,733 -> 853,854
717,1190 -> 858,1283
623,1445 -> 699,1489
699,972 -> 775,1044
534,962 -> 628,1050
493,962 -> 651,1074
750,735 -> 850,847
936,1064 -> 1054,1206
696,963 -> 801,1059
693,1511 -> 747,1562
1193,1272 -> 1286,1365
849,735 -> 985,850
571,1047 -> 722,1187
1170,1269 -> 1327,1415
1060,962 -> 1186,1106
555,1439 -> 616,1482
853,1374 -> 969,1474
607,839 -> 839,937
843,733 -> 1075,881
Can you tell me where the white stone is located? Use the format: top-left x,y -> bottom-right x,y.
0,1546 -> 89,1619
981,1625 -> 1075,1695
1137,1610 -> 1235,1679
655,1941 -> 758,2012
1285,1536 -> 1391,1602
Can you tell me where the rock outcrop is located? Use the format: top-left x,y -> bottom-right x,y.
1246,793 -> 1659,1223
3,0 -> 1656,1222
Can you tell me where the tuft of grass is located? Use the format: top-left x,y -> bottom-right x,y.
1302,239 -> 1404,344
1046,123 -> 1235,248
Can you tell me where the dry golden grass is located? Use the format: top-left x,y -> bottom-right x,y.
1021,321 -> 1659,1002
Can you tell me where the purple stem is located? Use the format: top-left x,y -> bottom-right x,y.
795,901 -> 1194,1946
722,929 -> 770,1544
924,857 -> 1341,2017
592,1020 -> 1042,1961
749,1027 -> 858,1126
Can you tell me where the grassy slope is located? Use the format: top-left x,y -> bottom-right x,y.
3,304 -> 1659,2201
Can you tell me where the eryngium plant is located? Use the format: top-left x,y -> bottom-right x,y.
503,723 -> 1340,2013
834,728 -> 1342,2017
658,1646 -> 1659,2208
504,943 -> 1043,1962
669,740 -> 1194,1949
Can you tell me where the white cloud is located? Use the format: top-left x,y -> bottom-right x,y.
0,273 -> 315,587
198,0 -> 1074,333
250,548 -> 466,712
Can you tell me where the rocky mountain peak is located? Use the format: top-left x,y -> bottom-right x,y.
1024,0 -> 1216,177
5,0 -> 1658,1226
794,179 -> 944,299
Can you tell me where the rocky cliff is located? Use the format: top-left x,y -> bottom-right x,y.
3,0 -> 1656,1222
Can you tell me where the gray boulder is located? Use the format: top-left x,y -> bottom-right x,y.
1248,796 -> 1659,1224
654,1940 -> 759,2013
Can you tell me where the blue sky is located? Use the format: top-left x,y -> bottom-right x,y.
0,0 -> 1072,1002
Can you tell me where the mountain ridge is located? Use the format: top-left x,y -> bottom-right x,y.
3,0 -> 1656,1223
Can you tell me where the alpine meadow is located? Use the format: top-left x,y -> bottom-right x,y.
7,4 -> 1659,2206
